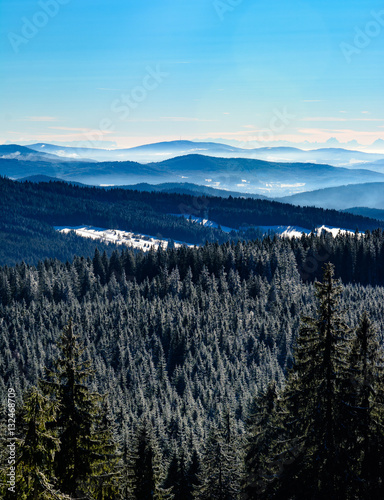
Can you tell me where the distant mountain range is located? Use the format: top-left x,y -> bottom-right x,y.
3,153 -> 384,197
0,144 -> 95,163
152,155 -> 384,196
3,141 -> 384,206
19,140 -> 384,168
196,137 -> 384,153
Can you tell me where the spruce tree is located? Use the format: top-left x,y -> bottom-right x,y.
344,312 -> 384,497
186,450 -> 201,499
243,382 -> 279,499
195,415 -> 242,500
274,263 -> 351,499
90,399 -> 121,499
128,421 -> 173,500
41,320 -> 119,498
9,387 -> 69,500
164,452 -> 191,499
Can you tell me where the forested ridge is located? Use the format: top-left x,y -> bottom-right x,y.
1,232 -> 384,498
1,175 -> 384,266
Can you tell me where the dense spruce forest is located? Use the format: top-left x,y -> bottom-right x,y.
1,175 -> 384,266
1,231 -> 384,498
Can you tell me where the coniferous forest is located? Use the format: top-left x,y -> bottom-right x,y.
1,230 -> 384,498
2,0 -> 384,496
1,176 -> 384,266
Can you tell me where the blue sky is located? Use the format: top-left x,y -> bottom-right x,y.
1,0 -> 384,149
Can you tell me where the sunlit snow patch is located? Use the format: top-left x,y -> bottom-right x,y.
169,215 -> 361,239
55,226 -> 193,251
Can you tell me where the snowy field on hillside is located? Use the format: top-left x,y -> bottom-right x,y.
169,214 -> 360,239
55,226 -> 193,251
55,219 -> 361,252
260,225 -> 360,238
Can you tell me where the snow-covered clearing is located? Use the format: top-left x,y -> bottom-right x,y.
55,226 -> 193,251
258,225 -> 360,238
55,219 -> 360,253
169,214 -> 360,239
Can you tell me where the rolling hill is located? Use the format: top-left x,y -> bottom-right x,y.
27,140 -> 384,167
0,144 -> 94,162
344,207 -> 384,221
16,177 -> 269,199
3,154 -> 384,197
278,183 -> 384,210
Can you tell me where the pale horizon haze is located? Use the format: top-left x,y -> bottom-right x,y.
1,0 -> 384,150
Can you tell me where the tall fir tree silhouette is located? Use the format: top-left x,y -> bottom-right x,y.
273,263 -> 351,498
41,319 -> 119,498
343,312 -> 384,497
